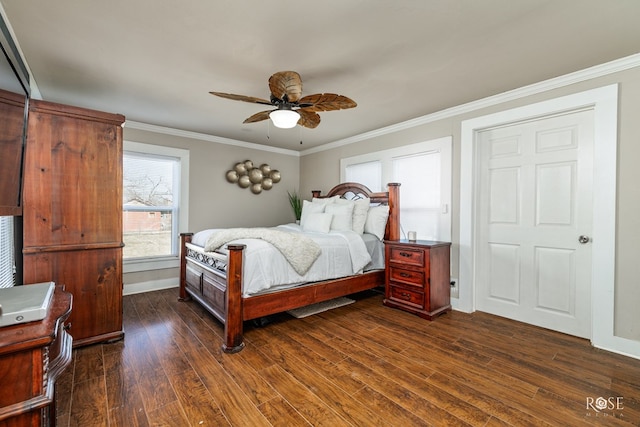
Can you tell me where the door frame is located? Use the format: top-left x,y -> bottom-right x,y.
459,84 -> 638,358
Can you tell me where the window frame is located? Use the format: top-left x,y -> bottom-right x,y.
341,136 -> 452,241
123,141 -> 189,273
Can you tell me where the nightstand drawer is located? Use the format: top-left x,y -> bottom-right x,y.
389,266 -> 424,287
388,285 -> 424,309
388,246 -> 425,267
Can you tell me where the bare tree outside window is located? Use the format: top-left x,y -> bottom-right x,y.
123,153 -> 179,259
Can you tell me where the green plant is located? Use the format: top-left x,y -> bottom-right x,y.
287,190 -> 303,221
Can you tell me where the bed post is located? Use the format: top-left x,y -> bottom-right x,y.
178,233 -> 193,301
387,182 -> 401,241
223,244 -> 246,353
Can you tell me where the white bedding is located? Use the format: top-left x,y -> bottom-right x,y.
190,223 -> 373,296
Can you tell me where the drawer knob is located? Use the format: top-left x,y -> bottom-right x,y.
399,252 -> 412,257
400,292 -> 411,300
399,272 -> 411,278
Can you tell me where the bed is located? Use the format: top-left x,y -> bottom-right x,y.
179,182 -> 400,353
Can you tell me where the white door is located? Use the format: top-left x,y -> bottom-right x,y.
475,108 -> 594,338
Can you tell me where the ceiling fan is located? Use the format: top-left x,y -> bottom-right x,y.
210,71 -> 357,129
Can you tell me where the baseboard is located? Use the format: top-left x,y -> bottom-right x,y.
123,278 -> 178,296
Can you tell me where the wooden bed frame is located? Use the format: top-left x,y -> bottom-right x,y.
179,182 -> 400,353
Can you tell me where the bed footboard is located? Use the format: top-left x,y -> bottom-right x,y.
179,233 -> 246,353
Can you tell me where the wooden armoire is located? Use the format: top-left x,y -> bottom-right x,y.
22,99 -> 125,347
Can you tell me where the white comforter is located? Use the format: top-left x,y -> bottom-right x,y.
190,223 -> 372,296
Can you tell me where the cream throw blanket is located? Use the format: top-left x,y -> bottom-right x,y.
204,228 -> 321,275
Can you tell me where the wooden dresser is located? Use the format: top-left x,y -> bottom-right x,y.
22,99 -> 125,347
0,286 -> 72,426
383,239 -> 451,319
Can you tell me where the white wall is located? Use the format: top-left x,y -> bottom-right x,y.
300,57 -> 640,345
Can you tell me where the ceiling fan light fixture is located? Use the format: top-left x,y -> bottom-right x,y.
269,109 -> 300,129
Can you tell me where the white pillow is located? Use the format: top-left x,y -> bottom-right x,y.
300,199 -> 326,229
312,195 -> 340,204
302,212 -> 333,233
364,205 -> 389,240
325,203 -> 354,231
336,198 -> 369,234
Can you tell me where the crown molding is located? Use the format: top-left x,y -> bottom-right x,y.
300,52 -> 640,156
124,120 -> 300,157
123,53 -> 640,158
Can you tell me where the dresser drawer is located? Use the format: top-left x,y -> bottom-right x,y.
388,285 -> 424,309
389,266 -> 424,288
388,245 -> 425,267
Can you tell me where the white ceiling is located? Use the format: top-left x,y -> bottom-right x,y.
2,0 -> 640,151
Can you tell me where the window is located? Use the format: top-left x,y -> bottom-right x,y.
341,136 -> 452,241
123,141 -> 189,273
0,216 -> 15,288
344,161 -> 382,193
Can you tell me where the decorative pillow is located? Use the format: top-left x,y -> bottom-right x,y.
336,198 -> 369,234
302,212 -> 333,233
300,199 -> 326,229
312,195 -> 340,204
325,203 -> 355,231
364,205 -> 389,240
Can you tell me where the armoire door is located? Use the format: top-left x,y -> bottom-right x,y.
23,99 -> 125,346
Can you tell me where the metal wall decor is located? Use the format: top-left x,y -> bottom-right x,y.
225,160 -> 281,194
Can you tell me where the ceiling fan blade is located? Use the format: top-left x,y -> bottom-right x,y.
298,93 -> 357,112
269,71 -> 303,102
297,109 -> 321,128
210,92 -> 273,105
243,110 -> 272,124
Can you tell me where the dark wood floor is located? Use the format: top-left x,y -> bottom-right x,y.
55,288 -> 639,426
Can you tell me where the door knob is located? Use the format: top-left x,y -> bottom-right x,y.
578,235 -> 590,244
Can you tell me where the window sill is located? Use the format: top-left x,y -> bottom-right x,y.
124,256 -> 180,273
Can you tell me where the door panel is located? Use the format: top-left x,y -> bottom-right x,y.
536,162 -> 575,225
476,109 -> 593,338
535,246 -> 575,314
488,243 -> 520,304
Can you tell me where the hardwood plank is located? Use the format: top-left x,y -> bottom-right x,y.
257,365 -> 351,426
183,344 -> 272,426
164,364 -> 230,427
258,396 -> 313,427
404,344 -> 540,400
56,289 -> 640,426
268,317 -> 349,365
312,320 -> 436,381
145,400 -> 190,426
117,326 -> 177,412
72,344 -> 104,383
457,337 -> 613,389
351,385 -> 442,427
336,356 -> 478,426
160,291 -> 279,407
425,371 -> 556,426
260,341 -> 390,426
329,336 -> 490,426
68,376 -> 108,427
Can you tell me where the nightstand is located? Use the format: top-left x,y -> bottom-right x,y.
383,239 -> 451,319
